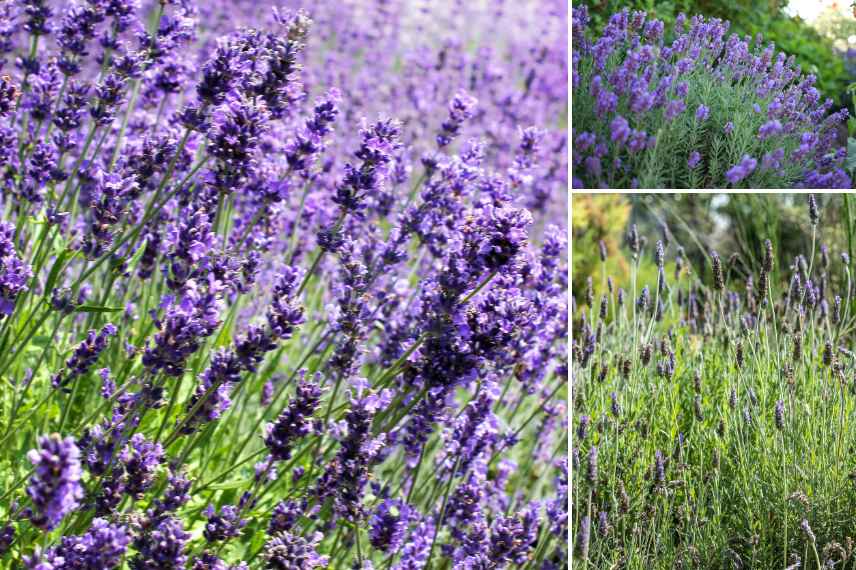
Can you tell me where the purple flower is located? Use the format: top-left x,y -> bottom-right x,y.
331,118 -> 402,215
724,121 -> 734,134
27,434 -> 84,530
264,380 -> 323,462
142,279 -> 222,376
437,90 -> 478,147
180,350 -> 242,434
285,88 -> 341,174
369,500 -> 410,552
687,151 -> 701,168
262,531 -> 328,569
725,154 -> 758,184
0,524 -> 12,556
610,115 -> 631,144
268,500 -> 303,535
131,516 -> 190,570
695,104 -> 709,122
0,222 -> 32,317
664,98 -> 685,121
203,504 -> 247,543
758,119 -> 782,140
119,433 -> 163,498
266,267 -> 305,340
35,518 -> 131,569
315,392 -> 387,521
207,95 -> 269,190
393,518 -> 434,570
52,323 -> 118,389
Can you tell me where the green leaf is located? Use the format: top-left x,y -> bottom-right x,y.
75,305 -> 123,313
43,249 -> 78,294
846,138 -> 856,174
124,239 -> 148,273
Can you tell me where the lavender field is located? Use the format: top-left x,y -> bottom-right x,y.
0,0 -> 569,568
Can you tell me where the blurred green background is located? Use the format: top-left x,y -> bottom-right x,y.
575,0 -> 856,117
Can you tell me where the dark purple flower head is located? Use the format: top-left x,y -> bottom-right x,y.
89,72 -> 127,126
437,90 -> 478,147
131,516 -> 190,570
39,518 -> 130,569
266,267 -> 305,339
120,433 -> 163,498
285,88 -> 340,174
262,531 -> 328,569
251,11 -> 310,118
142,278 -> 223,376
316,391 -> 388,521
22,0 -> 52,36
369,499 -> 410,552
53,323 -> 118,389
0,524 -> 12,556
203,504 -> 247,543
0,222 -> 32,317
27,434 -> 83,530
264,379 -> 323,462
207,95 -> 269,189
268,499 -> 303,535
152,470 -> 192,516
332,117 -> 402,215
181,349 -> 242,434
81,169 -> 137,259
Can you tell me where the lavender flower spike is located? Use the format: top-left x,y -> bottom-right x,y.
27,434 -> 84,530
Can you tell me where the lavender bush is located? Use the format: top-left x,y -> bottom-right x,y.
572,194 -> 856,568
572,7 -> 853,189
0,0 -> 569,568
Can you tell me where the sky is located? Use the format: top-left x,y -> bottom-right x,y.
785,0 -> 846,22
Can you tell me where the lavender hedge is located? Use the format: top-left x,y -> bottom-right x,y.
0,1 -> 569,568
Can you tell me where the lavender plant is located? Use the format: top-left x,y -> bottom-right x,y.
0,0 -> 568,568
572,194 -> 856,568
572,7 -> 853,189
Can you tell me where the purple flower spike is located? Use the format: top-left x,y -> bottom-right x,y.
725,154 -> 758,185
369,499 -> 410,552
437,90 -> 478,147
687,151 -> 701,168
610,115 -> 631,144
27,434 -> 84,530
131,516 -> 191,570
264,380 -> 323,462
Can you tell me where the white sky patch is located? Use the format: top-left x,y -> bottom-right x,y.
784,0 -> 837,22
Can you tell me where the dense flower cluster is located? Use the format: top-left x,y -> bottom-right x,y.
571,6 -> 852,189
0,0 -> 566,568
